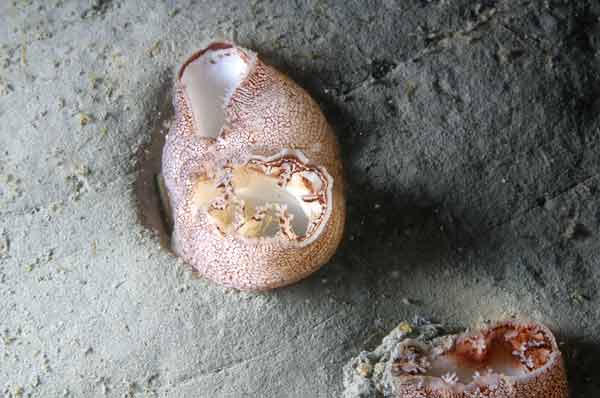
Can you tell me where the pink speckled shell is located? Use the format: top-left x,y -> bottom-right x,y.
392,320 -> 569,398
162,42 -> 345,290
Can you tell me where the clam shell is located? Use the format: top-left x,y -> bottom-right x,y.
162,42 -> 345,290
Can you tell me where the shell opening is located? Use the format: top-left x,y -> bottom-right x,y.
180,44 -> 253,138
392,323 -> 555,392
192,154 -> 330,242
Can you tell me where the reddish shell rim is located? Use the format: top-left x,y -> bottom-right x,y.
177,42 -> 234,80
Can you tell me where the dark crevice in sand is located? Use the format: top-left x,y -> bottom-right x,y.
134,77 -> 173,250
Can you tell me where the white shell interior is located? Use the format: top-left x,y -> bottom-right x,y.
192,159 -> 327,240
180,47 -> 251,138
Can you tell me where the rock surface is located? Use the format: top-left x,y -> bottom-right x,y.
1,0 -> 600,397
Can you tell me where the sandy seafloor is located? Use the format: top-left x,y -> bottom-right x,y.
1,1 -> 600,397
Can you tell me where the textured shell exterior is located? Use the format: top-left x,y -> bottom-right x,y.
392,320 -> 569,398
162,43 -> 345,290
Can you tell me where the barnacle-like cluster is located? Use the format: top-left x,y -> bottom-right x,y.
344,319 -> 568,398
